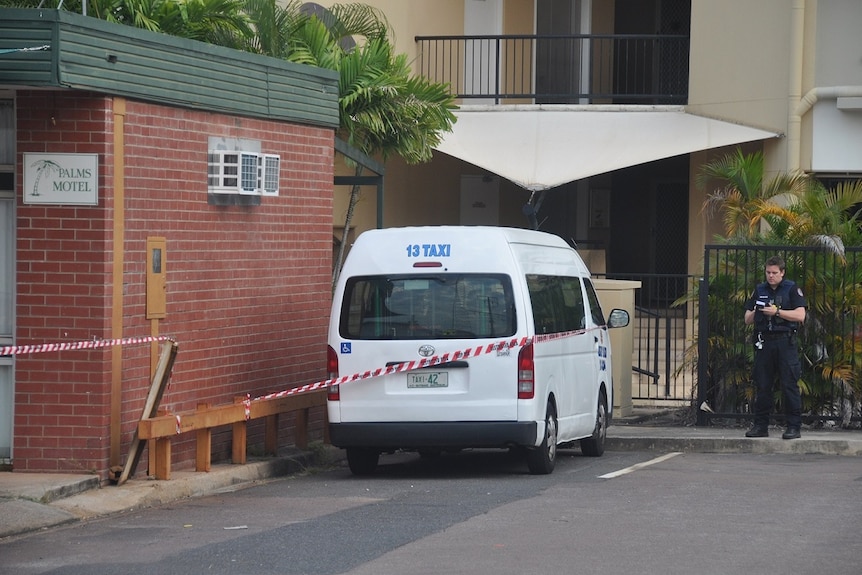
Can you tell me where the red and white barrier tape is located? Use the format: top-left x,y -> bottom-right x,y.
1,335 -> 174,356
253,335 -> 535,402
251,328 -> 601,403
4,329 -> 597,428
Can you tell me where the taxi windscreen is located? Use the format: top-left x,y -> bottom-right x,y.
340,274 -> 516,340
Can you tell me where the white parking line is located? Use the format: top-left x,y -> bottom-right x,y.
598,452 -> 682,479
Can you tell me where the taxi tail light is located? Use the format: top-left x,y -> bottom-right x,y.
326,345 -> 340,401
517,342 -> 535,399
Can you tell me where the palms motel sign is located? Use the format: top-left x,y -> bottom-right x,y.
23,153 -> 99,205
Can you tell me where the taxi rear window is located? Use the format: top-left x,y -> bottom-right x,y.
340,274 -> 516,340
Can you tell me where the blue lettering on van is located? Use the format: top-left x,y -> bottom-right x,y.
341,342 -> 352,354
405,244 -> 451,257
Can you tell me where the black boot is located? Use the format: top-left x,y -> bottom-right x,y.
782,427 -> 801,440
745,425 -> 769,438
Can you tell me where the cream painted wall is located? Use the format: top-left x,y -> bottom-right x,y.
312,0 -> 465,59
688,0 -> 792,172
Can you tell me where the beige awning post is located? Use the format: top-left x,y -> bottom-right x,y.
593,278 -> 641,419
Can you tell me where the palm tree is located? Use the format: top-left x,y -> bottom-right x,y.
156,0 -> 253,46
87,0 -> 253,43
282,4 -> 456,288
237,0 -> 303,57
698,148 -> 810,242
87,0 -> 163,31
776,179 -> 862,261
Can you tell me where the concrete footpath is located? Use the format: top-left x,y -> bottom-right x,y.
2,421 -> 861,540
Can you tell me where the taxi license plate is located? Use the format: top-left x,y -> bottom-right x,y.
407,372 -> 448,388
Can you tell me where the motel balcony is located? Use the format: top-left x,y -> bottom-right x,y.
415,33 -> 690,105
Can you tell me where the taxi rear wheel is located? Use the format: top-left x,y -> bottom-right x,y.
526,401 -> 557,475
346,447 -> 379,475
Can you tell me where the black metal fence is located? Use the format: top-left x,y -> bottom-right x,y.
598,273 -> 697,403
696,245 -> 862,427
415,34 -> 690,104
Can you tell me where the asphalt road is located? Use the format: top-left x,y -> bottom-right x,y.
1,448 -> 860,575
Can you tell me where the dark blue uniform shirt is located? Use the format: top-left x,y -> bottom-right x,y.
745,279 -> 806,333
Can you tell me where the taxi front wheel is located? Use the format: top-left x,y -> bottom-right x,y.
580,392 -> 608,457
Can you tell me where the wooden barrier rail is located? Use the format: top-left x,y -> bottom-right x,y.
137,389 -> 329,480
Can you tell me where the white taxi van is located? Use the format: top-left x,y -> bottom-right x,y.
326,226 -> 629,475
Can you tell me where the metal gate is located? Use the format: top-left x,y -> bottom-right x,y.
601,272 -> 697,403
695,245 -> 862,427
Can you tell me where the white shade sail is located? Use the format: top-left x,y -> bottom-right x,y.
433,105 -> 781,191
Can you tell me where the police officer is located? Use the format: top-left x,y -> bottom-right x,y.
743,255 -> 806,439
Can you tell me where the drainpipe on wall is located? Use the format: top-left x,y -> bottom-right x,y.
786,0 -> 805,172
796,86 -> 862,117
792,85 -> 862,173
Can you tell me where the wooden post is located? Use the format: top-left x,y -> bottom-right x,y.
294,408 -> 309,450
151,408 -> 171,480
264,414 -> 279,456
195,402 -> 212,472
232,396 -> 247,464
117,340 -> 178,485
152,437 -> 171,480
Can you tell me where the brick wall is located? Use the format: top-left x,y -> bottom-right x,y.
14,91 -> 334,478
15,92 -> 114,474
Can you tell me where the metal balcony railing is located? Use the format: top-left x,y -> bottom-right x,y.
415,34 -> 689,105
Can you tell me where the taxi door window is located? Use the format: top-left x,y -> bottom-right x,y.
526,275 -> 586,334
583,278 -> 606,326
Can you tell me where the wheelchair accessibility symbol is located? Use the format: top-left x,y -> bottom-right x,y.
341,342 -> 351,354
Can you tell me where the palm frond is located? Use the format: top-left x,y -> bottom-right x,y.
326,2 -> 392,42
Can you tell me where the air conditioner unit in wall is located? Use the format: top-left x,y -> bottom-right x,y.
261,154 -> 280,197
239,152 -> 260,195
207,150 -> 281,197
208,150 -> 245,195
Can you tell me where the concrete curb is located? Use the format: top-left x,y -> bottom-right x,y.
605,425 -> 862,456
